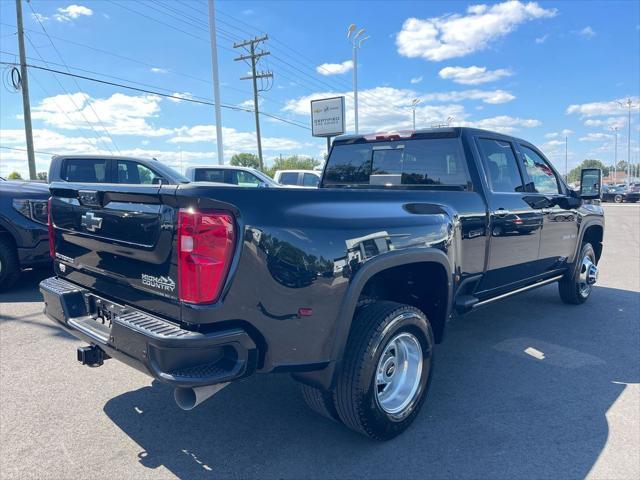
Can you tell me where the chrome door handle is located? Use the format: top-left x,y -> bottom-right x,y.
493,209 -> 511,217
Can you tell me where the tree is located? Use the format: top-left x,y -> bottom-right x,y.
265,155 -> 320,177
7,171 -> 22,180
230,153 -> 260,169
567,159 -> 609,183
36,172 -> 48,181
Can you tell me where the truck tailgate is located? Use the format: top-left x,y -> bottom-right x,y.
49,183 -> 181,319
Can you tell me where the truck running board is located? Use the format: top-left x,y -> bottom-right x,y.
455,275 -> 565,313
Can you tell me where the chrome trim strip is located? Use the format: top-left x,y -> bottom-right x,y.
473,275 -> 564,308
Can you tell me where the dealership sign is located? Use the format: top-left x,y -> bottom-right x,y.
310,96 -> 345,137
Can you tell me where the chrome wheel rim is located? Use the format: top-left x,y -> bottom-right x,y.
375,332 -> 423,416
578,254 -> 598,298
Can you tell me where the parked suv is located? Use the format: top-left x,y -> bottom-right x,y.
0,179 -> 50,290
40,128 -> 604,440
185,165 -> 278,187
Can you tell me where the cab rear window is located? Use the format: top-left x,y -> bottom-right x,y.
323,138 -> 470,189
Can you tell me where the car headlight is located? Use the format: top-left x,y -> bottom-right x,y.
12,199 -> 49,225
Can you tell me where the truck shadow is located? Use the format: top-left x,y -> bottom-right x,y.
103,284 -> 639,479
0,267 -> 52,304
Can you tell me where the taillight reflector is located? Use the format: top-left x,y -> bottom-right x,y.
48,197 -> 55,259
177,208 -> 235,304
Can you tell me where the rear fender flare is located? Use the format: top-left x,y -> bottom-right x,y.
322,248 -> 453,388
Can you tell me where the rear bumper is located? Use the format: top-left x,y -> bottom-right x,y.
39,276 -> 258,388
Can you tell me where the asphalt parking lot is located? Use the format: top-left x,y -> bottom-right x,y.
1,204 -> 638,480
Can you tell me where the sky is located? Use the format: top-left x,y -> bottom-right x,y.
0,0 -> 639,178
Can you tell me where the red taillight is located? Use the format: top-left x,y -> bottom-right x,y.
177,208 -> 236,304
48,197 -> 55,259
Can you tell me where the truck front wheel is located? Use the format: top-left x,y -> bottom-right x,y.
334,301 -> 434,440
558,242 -> 598,304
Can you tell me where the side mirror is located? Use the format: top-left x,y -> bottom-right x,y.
257,182 -> 269,189
579,168 -> 601,199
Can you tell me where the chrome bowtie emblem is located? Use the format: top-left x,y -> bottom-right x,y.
81,212 -> 103,232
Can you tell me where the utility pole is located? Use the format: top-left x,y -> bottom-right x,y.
207,0 -> 224,165
233,35 -> 272,170
411,98 -> 421,130
618,98 -> 637,187
15,0 -> 36,180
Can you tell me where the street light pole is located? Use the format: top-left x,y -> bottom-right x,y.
411,98 -> 421,130
618,98 -> 636,187
565,136 -> 568,181
612,126 -> 618,183
347,24 -> 369,135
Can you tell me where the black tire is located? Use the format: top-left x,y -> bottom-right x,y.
0,236 -> 20,292
299,383 -> 341,423
614,194 -> 623,203
559,242 -> 597,305
333,301 -> 434,440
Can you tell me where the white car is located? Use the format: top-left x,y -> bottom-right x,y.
273,170 -> 321,188
185,165 -> 279,188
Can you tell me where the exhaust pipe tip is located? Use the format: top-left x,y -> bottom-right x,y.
174,383 -> 229,411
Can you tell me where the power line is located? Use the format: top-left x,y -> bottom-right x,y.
0,145 -> 58,156
0,60 -> 310,130
22,37 -> 105,153
26,3 -> 121,154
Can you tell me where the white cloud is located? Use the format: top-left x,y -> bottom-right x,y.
54,5 -> 93,22
438,65 -> 513,85
535,34 -> 548,44
396,1 -> 556,61
167,92 -> 196,103
576,26 -> 596,38
30,92 -> 172,137
580,133 -> 612,142
424,89 -> 515,104
545,129 -> 573,138
150,67 -> 168,74
566,97 -> 639,117
316,60 -> 353,76
584,117 -> 626,129
410,76 -> 423,84
460,115 -> 541,133
169,125 -> 305,153
283,87 -> 468,132
31,13 -> 48,22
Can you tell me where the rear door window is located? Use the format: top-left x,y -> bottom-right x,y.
476,138 -> 524,193
303,173 -> 320,187
233,170 -> 261,187
279,172 -> 299,185
63,158 -> 107,183
194,168 -> 226,183
323,138 -> 470,188
117,160 -> 163,184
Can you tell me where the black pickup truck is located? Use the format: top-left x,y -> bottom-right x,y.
40,127 -> 604,440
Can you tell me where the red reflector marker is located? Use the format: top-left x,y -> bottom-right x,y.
298,308 -> 313,317
177,209 -> 235,304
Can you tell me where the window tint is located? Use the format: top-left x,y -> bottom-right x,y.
194,169 -> 226,183
520,145 -> 560,194
303,173 -> 320,187
117,160 -> 162,184
324,138 -> 470,188
233,170 -> 261,187
279,172 -> 299,185
64,159 -> 107,183
477,139 -> 523,193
